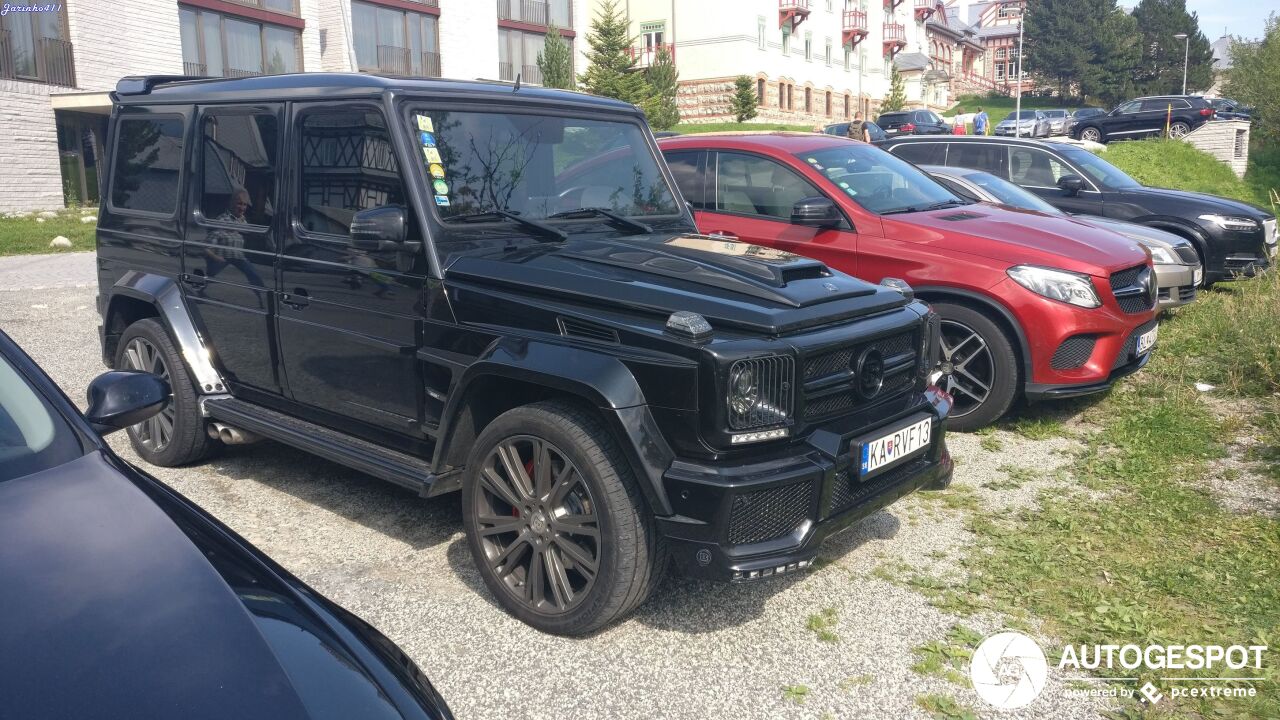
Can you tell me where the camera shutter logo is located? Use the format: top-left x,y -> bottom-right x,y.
970,631 -> 1049,709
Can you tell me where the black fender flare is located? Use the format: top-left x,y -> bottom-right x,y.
104,271 -> 228,394
435,336 -> 677,516
911,285 -> 1033,383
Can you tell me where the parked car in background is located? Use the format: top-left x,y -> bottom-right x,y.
1042,109 -> 1069,135
822,120 -> 888,142
1208,97 -> 1253,120
921,164 -> 1201,308
1069,95 -> 1215,142
877,135 -> 1277,285
96,74 -> 955,635
659,133 -> 1159,430
1064,107 -> 1107,137
994,110 -> 1051,138
876,109 -> 951,137
0,329 -> 455,720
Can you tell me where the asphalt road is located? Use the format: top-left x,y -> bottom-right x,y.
1,252 -> 1108,720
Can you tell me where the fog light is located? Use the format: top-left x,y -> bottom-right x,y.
730,427 -> 789,444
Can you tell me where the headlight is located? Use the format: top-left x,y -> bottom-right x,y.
1007,265 -> 1101,308
1139,241 -> 1179,264
1198,214 -> 1259,232
726,356 -> 793,431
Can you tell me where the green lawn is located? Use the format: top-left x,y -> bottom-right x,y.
0,208 -> 97,257
1104,138 -> 1274,209
942,92 -> 1081,119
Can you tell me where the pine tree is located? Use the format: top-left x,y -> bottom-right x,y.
729,75 -> 759,123
1081,8 -> 1141,107
642,48 -> 680,129
1023,0 -> 1093,99
537,24 -> 575,90
579,0 -> 649,105
1131,0 -> 1214,95
882,64 -> 907,112
1224,13 -> 1280,144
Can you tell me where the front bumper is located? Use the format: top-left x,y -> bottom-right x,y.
1153,262 -> 1198,308
657,391 -> 953,582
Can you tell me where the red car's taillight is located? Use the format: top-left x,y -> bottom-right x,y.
901,122 -> 916,132
1200,107 -> 1214,117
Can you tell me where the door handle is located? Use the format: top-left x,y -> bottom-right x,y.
180,273 -> 207,288
280,289 -> 310,309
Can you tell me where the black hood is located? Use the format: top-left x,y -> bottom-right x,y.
1120,186 -> 1272,219
443,233 -> 911,335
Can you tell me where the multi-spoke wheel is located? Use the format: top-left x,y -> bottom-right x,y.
114,318 -> 217,466
1168,121 -> 1191,139
1080,127 -> 1102,143
931,303 -> 1019,432
462,401 -> 665,635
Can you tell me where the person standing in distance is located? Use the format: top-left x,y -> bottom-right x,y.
846,111 -> 871,142
973,106 -> 990,136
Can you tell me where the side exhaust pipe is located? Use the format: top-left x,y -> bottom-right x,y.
207,422 -> 263,445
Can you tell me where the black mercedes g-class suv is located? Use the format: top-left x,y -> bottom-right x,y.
95,73 -> 953,635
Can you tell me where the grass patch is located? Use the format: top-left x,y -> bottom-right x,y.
805,607 -> 840,643
671,122 -> 816,134
0,208 -> 96,257
912,625 -> 983,686
915,693 -> 980,720
780,684 -> 810,705
1103,139 -> 1270,208
942,92 -> 1077,119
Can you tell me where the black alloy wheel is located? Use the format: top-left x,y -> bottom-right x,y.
931,303 -> 1019,432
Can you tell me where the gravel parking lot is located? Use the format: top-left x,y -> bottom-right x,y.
2,252 -> 1111,720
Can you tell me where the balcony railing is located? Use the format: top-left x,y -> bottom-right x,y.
627,42 -> 674,68
220,0 -> 300,15
498,61 -> 543,84
499,0 -> 561,26
183,61 -> 207,75
225,67 -> 263,78
883,23 -> 906,44
370,46 -> 443,77
779,0 -> 810,9
843,9 -> 868,32
0,31 -> 78,87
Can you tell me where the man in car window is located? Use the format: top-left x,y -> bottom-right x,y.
846,111 -> 871,142
206,188 -> 265,293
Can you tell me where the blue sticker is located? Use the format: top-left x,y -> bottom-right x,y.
434,195 -> 450,206
419,132 -> 436,147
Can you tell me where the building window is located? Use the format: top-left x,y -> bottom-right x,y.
995,47 -> 1006,60
110,116 -> 185,215
1008,61 -> 1019,78
640,20 -> 665,52
825,91 -> 832,116
804,32 -> 812,61
995,63 -> 1005,80
825,38 -> 832,66
498,27 -> 570,84
179,6 -> 301,77
804,87 -> 812,113
844,93 -> 851,118
496,0 -> 571,28
844,46 -> 851,70
352,2 -> 440,77
997,2 -> 1021,19
0,4 -> 75,85
758,16 -> 767,50
782,28 -> 790,54
757,77 -> 766,102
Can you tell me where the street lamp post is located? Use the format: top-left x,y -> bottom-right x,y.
1014,20 -> 1024,137
1174,32 -> 1189,94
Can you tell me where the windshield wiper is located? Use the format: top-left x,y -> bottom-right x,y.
547,207 -> 653,235
923,200 -> 969,210
880,200 -> 968,216
450,210 -> 567,243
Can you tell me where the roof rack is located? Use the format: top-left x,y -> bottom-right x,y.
115,75 -> 209,96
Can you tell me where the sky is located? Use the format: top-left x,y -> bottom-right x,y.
1117,0 -> 1274,41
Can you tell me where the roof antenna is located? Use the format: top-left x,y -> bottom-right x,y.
514,72 -> 522,91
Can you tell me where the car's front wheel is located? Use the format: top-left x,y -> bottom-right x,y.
462,401 -> 665,635
931,303 -> 1019,432
1080,127 -> 1102,143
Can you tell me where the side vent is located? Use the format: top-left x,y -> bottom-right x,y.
779,264 -> 830,284
557,317 -> 620,344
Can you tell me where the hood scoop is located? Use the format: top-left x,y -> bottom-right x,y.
557,316 -> 620,344
936,211 -> 987,221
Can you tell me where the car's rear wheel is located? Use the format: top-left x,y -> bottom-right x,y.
1168,121 -> 1191,138
931,303 -> 1019,432
462,401 -> 665,635
1080,127 -> 1102,143
115,318 -> 218,466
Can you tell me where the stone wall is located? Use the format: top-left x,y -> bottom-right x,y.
677,77 -> 867,128
1182,120 -> 1251,178
0,81 -> 64,213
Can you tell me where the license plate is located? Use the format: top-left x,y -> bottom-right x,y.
860,417 -> 932,476
1193,267 -> 1203,285
1136,325 -> 1158,355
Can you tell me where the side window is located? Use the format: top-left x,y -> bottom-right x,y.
1115,101 -> 1141,115
947,143 -> 1009,178
934,176 -> 981,203
110,116 -> 185,215
663,151 -> 706,210
1140,99 -> 1172,112
200,111 -> 279,231
891,142 -> 947,167
715,152 -> 821,219
298,108 -> 407,238
1009,147 -> 1069,187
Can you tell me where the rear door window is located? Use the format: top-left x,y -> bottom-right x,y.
110,116 -> 186,215
1009,147 -> 1070,187
947,143 -> 1008,178
891,142 -> 947,166
663,150 -> 707,210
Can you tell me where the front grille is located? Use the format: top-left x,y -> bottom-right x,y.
801,331 -> 918,421
1113,319 -> 1159,370
1050,335 -> 1096,369
827,458 -> 931,518
1174,244 -> 1200,265
1179,285 -> 1196,301
1110,264 -> 1156,314
727,481 -> 814,545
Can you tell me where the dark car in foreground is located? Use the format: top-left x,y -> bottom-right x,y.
878,135 -> 1277,285
876,109 -> 950,137
1069,95 -> 1215,142
0,329 -> 453,720
920,164 -> 1201,308
822,120 -> 888,142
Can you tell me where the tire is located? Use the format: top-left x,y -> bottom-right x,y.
461,400 -> 666,635
931,302 -> 1019,433
1080,126 -> 1102,143
115,318 -> 219,466
1168,121 -> 1190,139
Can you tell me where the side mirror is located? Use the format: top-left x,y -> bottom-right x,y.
350,205 -> 416,252
791,197 -> 841,228
84,371 -> 170,435
1057,174 -> 1084,196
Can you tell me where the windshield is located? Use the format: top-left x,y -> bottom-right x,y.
1054,145 -> 1142,189
1007,111 -> 1038,120
1044,110 -> 1067,118
408,110 -> 680,226
963,171 -> 1064,215
0,353 -> 83,482
797,145 -> 963,215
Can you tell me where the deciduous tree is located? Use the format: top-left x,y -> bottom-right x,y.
1223,14 -> 1279,145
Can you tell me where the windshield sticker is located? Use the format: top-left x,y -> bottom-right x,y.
423,147 -> 442,164
415,115 -> 434,133
434,195 -> 450,206
432,179 -> 449,195
806,157 -> 825,170
428,163 -> 446,179
419,132 -> 437,147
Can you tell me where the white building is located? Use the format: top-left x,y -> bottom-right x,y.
0,0 -> 590,212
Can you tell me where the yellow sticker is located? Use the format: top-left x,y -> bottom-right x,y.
416,115 -> 434,132
429,163 -> 446,178
424,147 -> 442,164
